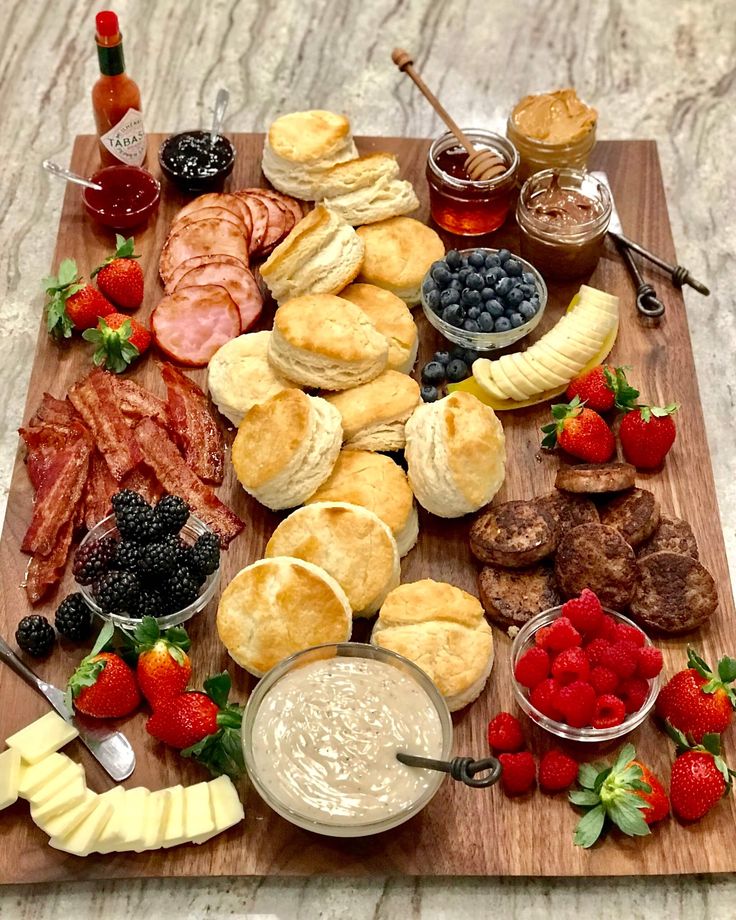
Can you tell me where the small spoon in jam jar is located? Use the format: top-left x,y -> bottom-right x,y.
42,160 -> 103,192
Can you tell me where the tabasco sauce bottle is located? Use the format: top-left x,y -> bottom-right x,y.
92,10 -> 146,167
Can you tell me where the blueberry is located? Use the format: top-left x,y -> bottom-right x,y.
494,316 -> 512,332
433,351 -> 451,366
449,278 -> 463,291
442,304 -> 465,327
497,248 -> 512,264
421,384 -> 439,403
509,312 -> 524,328
505,259 -> 522,277
430,259 -> 448,273
519,300 -> 536,320
431,265 -> 452,287
468,250 -> 486,268
462,288 -> 482,307
467,272 -> 485,291
422,361 -> 446,384
463,319 -> 480,332
422,277 -> 437,295
530,293 -> 541,306
487,299 -> 504,318
506,288 -> 524,308
440,288 -> 460,308
450,346 -> 468,361
485,267 -> 504,285
446,359 -> 469,383
485,253 -> 501,268
481,287 -> 495,301
463,349 -> 480,364
458,266 -> 471,282
445,250 -> 463,270
478,313 -> 494,332
467,306 -> 481,320
519,283 -> 536,298
425,288 -> 441,312
521,272 -> 536,285
496,277 -> 514,297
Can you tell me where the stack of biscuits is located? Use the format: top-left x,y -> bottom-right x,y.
470,461 -> 718,636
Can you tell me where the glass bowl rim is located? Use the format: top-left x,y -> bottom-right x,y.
427,128 -> 520,190
517,167 -> 613,242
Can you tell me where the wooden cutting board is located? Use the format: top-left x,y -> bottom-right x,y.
0,134 -> 733,882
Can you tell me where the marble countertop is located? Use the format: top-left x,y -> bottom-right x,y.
1,0 -> 734,916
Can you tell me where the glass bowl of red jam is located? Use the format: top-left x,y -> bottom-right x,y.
426,130 -> 519,236
82,165 -> 160,230
159,130 -> 236,193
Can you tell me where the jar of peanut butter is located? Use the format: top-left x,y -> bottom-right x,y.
507,89 -> 597,181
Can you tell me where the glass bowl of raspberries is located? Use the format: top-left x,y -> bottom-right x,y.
510,589 -> 664,742
73,490 -> 221,629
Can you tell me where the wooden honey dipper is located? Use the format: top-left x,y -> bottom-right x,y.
392,48 -> 507,181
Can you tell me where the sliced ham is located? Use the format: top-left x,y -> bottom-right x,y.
151,284 -> 241,367
164,254 -> 246,294
171,207 -> 248,239
134,418 -> 243,546
69,369 -> 142,481
256,188 -> 305,226
161,363 -> 224,484
174,193 -> 250,226
240,188 -> 294,252
233,192 -> 269,253
111,376 -> 169,428
159,218 -> 249,286
81,450 -> 118,529
174,262 -> 263,332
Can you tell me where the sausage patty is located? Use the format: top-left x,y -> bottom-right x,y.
470,500 -> 558,567
629,551 -> 717,634
600,488 -> 661,547
478,563 -> 561,632
637,515 -> 699,561
554,523 -> 637,608
555,462 -> 636,494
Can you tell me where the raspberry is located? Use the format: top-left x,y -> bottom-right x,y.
498,751 -> 536,796
596,614 -> 619,641
591,694 -> 626,729
589,665 -> 619,695
514,647 -> 550,689
556,680 -> 596,728
636,646 -> 664,679
613,622 -> 645,647
600,642 -> 638,679
561,589 -> 603,636
530,678 -> 564,721
619,676 -> 649,714
487,712 -> 524,752
538,749 -> 579,792
551,647 -> 590,685
585,638 -> 611,667
535,616 -> 581,652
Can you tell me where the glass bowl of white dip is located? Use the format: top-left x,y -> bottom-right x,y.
242,642 -> 453,837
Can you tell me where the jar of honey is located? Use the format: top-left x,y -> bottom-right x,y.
426,130 -> 519,236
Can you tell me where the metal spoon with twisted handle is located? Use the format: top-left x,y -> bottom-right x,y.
397,751 -> 502,788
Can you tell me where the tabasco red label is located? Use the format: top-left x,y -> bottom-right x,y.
100,108 -> 146,166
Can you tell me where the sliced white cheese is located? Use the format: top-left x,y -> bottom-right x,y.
184,781 -> 215,843
162,784 -> 186,848
18,753 -> 71,798
40,790 -> 98,838
49,794 -> 115,857
143,789 -> 171,850
30,766 -> 86,824
0,748 -> 21,810
194,775 -> 244,844
90,786 -> 127,853
6,712 -> 78,765
118,787 -> 150,853
28,760 -> 81,808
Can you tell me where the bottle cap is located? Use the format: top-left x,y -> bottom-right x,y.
95,11 -> 120,38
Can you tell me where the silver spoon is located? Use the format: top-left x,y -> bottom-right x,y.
43,159 -> 103,192
210,88 -> 230,145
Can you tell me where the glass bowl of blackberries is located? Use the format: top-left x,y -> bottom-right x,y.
421,247 -> 547,351
73,490 -> 221,629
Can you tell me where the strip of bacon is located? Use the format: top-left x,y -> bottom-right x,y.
110,377 -> 169,428
25,517 -> 75,604
160,363 -> 224,484
69,369 -> 142,481
19,422 -> 81,491
82,450 -> 119,529
28,393 -> 80,431
133,418 -> 243,546
21,434 -> 92,556
121,463 -> 165,506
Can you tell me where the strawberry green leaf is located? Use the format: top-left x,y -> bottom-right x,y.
83,318 -> 140,374
612,743 -> 636,774
89,620 -> 115,657
578,762 -> 603,790
607,798 -> 651,837
163,625 -> 191,653
651,403 -> 679,417
569,789 -> 600,807
665,721 -> 691,751
204,671 -> 232,709
182,723 -> 244,779
594,767 -> 612,793
701,733 -> 722,757
573,803 -> 606,848
717,656 -> 736,684
132,615 -> 161,650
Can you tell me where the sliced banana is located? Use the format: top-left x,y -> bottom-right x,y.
534,341 -> 583,376
491,359 -> 529,401
472,359 -> 509,402
523,350 -> 568,389
510,352 -> 553,393
498,354 -> 539,398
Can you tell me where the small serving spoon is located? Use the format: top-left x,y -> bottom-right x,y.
210,87 -> 230,145
392,49 -> 506,182
42,159 -> 103,191
397,751 -> 502,788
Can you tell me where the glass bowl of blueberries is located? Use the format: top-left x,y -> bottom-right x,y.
420,247 -> 547,351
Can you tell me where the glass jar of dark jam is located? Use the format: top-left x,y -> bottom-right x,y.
426,130 -> 519,236
158,130 -> 236,193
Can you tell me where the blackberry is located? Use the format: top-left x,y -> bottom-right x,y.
15,615 -> 55,657
137,535 -> 178,578
72,535 -> 118,585
114,540 -> 142,572
55,593 -> 93,642
162,565 -> 201,610
111,490 -> 156,543
93,570 -> 141,615
172,537 -> 194,569
154,494 -> 190,535
137,588 -> 171,619
190,531 -> 220,577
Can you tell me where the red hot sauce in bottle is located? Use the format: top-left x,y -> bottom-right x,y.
92,10 -> 146,167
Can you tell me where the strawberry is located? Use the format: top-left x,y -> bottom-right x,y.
569,744 -> 668,847
83,313 -> 151,373
561,588 -> 603,636
146,671 -> 244,778
566,365 -> 638,413
498,751 -> 536,795
44,258 -> 115,338
655,649 -> 736,742
619,404 -> 679,469
667,728 -> 733,821
132,616 -> 192,708
92,235 -> 144,310
541,396 -> 615,463
65,621 -> 140,718
514,646 -> 550,689
487,712 -> 525,752
539,750 -> 579,792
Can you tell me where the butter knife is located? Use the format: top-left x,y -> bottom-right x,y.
0,634 -> 135,781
